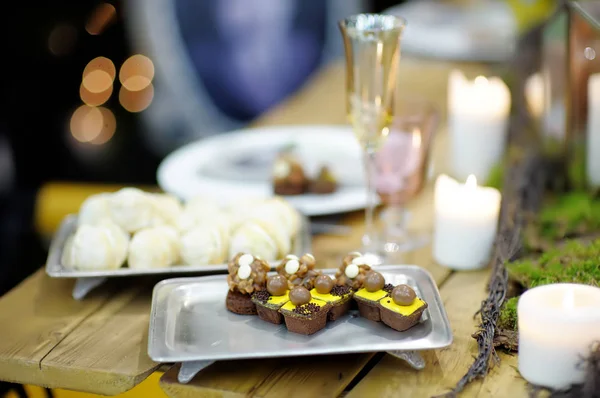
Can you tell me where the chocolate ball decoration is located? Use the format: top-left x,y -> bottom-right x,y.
289,286 -> 311,306
364,271 -> 385,292
267,275 -> 288,296
314,275 -> 334,294
392,284 -> 416,306
300,253 -> 316,268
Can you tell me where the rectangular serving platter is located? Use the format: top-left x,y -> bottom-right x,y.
45,214 -> 312,278
148,265 -> 452,363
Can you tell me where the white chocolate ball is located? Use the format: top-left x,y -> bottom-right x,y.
237,264 -> 252,280
285,254 -> 299,260
352,256 -> 369,266
345,263 -> 360,279
63,221 -> 129,270
108,188 -> 154,233
128,226 -> 179,269
285,259 -> 300,275
78,193 -> 112,226
180,226 -> 227,265
238,254 -> 254,267
273,160 -> 291,178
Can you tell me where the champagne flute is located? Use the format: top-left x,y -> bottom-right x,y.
339,14 -> 406,264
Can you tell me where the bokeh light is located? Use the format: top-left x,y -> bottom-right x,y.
70,105 -> 103,143
86,3 -> 117,35
82,57 -> 116,93
48,24 -> 77,56
119,54 -> 154,91
119,83 -> 154,113
80,82 -> 113,106
91,107 -> 117,145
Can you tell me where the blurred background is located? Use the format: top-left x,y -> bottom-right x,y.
0,0 -> 555,296
0,0 -> 412,296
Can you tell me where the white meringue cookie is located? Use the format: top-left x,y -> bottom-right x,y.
150,193 -> 182,227
78,193 -> 112,226
108,188 -> 155,233
229,221 -> 279,261
128,226 -> 180,269
180,226 -> 227,265
62,221 -> 129,270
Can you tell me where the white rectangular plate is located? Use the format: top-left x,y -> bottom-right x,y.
45,215 -> 311,278
148,265 -> 452,363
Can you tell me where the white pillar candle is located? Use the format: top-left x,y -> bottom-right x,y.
433,174 -> 501,270
448,70 -> 511,183
518,283 -> 600,390
587,73 -> 600,187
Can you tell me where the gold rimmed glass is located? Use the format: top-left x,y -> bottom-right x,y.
339,14 -> 406,264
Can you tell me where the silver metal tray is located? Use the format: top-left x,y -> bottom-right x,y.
45,214 -> 311,299
148,265 -> 452,382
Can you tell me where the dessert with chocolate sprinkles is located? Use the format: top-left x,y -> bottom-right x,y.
251,274 -> 290,324
310,275 -> 354,321
279,286 -> 330,335
353,271 -> 391,322
379,284 -> 428,332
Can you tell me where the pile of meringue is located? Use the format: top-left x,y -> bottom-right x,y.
61,188 -> 301,270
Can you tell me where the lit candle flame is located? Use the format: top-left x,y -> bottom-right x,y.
465,174 -> 477,188
474,76 -> 488,86
411,128 -> 422,148
563,288 -> 575,310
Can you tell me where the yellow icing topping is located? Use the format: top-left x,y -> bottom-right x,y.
310,288 -> 344,303
380,297 -> 426,316
281,298 -> 326,312
267,292 -> 290,305
354,288 -> 388,302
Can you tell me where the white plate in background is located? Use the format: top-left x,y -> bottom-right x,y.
157,125 -> 374,216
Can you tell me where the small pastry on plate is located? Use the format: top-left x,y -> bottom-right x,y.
379,284 -> 428,331
279,286 -> 330,335
251,274 -> 290,324
77,193 -> 112,226
128,226 -> 180,269
62,220 -> 129,270
272,153 -> 308,195
309,165 -> 338,194
335,253 -> 372,290
229,221 -> 280,261
310,275 -> 353,321
226,253 -> 270,315
276,253 -> 321,290
353,271 -> 394,322
149,193 -> 182,227
108,187 -> 155,233
180,224 -> 229,265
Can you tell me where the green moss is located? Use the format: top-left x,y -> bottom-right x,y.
508,239 -> 600,288
497,297 -> 518,331
536,192 -> 600,241
485,162 -> 504,190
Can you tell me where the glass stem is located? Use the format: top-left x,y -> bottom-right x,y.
362,149 -> 377,253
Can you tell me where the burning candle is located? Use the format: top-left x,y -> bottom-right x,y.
518,283 -> 600,390
433,174 -> 501,270
448,70 -> 511,183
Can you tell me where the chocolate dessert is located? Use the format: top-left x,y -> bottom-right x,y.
279,286 -> 330,335
251,274 -> 290,324
272,153 -> 308,195
353,271 -> 393,321
226,253 -> 270,315
309,165 -> 338,194
310,275 -> 353,320
335,253 -> 372,290
379,284 -> 428,331
276,253 -> 321,290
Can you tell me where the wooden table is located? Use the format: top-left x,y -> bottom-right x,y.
0,58 -> 529,397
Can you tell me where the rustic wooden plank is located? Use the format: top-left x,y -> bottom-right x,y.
0,270 -> 114,387
346,271 -> 528,398
38,284 -> 159,395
